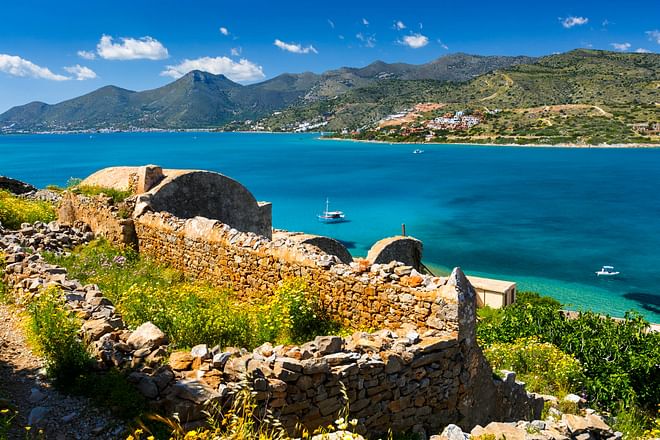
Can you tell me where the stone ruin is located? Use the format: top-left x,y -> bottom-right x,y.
1,165 -> 551,437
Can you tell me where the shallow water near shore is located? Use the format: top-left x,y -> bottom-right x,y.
2,131 -> 660,322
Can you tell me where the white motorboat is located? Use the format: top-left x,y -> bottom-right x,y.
413,149 -> 424,154
595,266 -> 620,276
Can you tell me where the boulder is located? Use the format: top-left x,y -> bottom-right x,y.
315,335 -> 343,355
127,322 -> 167,350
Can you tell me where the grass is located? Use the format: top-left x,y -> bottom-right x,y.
44,239 -> 342,350
0,190 -> 56,229
71,185 -> 133,203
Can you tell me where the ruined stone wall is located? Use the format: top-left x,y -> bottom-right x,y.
1,225 -> 542,437
58,193 -> 136,246
134,212 -> 456,334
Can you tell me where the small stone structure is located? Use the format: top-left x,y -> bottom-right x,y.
78,165 -> 272,239
366,236 -> 423,271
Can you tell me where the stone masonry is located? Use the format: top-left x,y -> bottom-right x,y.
1,222 -> 543,437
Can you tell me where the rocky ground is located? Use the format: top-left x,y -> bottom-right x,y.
0,304 -> 126,439
0,220 -> 126,439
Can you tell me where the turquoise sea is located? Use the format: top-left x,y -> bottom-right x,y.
2,132 -> 659,322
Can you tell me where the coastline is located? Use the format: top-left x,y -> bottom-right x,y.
3,129 -> 658,149
319,136 -> 660,149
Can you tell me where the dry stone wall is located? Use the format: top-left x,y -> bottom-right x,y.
134,212 -> 458,334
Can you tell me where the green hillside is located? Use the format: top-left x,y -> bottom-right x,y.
258,50 -> 659,145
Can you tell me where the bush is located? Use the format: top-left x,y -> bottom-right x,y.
119,282 -> 255,349
26,287 -> 92,386
477,292 -> 660,412
258,279 -> 341,345
0,190 -> 56,229
484,337 -> 585,396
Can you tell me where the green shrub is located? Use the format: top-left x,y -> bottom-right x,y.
0,190 -> 56,229
485,337 -> 585,396
477,292 -> 660,412
258,279 -> 341,344
26,287 -> 92,386
612,403 -> 651,440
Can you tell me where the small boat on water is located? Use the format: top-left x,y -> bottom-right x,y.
413,149 -> 424,154
596,265 -> 620,276
317,198 -> 346,223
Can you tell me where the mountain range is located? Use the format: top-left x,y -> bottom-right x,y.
0,50 -> 657,135
0,54 -> 536,132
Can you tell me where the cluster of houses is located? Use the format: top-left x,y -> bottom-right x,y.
378,104 -> 483,134
631,122 -> 660,135
427,111 -> 482,131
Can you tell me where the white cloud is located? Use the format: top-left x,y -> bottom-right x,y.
561,16 -> 589,28
394,20 -> 406,30
327,19 -> 335,29
230,47 -> 241,57
437,40 -> 449,50
356,33 -> 376,48
635,48 -> 651,53
64,64 -> 97,80
647,30 -> 660,45
400,33 -> 429,49
161,56 -> 265,82
273,39 -> 318,54
0,54 -> 69,81
611,42 -> 631,51
77,50 -> 96,60
220,27 -> 229,36
96,35 -> 168,60
362,18 -> 369,26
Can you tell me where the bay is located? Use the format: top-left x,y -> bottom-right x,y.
2,131 -> 659,322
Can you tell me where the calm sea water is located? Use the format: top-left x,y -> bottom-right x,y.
2,132 -> 659,322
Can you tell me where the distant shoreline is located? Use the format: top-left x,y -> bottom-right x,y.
2,130 -> 659,148
319,136 -> 660,149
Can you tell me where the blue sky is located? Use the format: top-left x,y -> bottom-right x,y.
0,0 -> 658,112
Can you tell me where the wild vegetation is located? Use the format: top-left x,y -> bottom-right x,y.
0,190 -> 56,229
44,239 -> 342,350
477,291 -> 660,436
